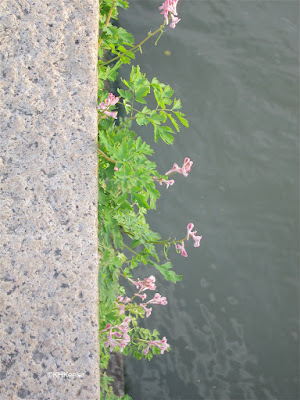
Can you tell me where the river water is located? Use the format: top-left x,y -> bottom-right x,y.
118,1 -> 299,399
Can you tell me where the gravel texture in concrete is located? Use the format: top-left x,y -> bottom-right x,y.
0,1 -> 100,398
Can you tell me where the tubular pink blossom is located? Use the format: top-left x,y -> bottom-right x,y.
129,276 -> 157,291
153,176 -> 175,188
182,157 -> 193,174
180,241 -> 188,257
187,223 -> 195,240
111,331 -> 122,338
144,344 -> 151,355
102,317 -> 132,352
99,323 -> 111,333
193,235 -> 202,247
98,93 -> 119,119
144,336 -> 169,355
165,158 -> 193,177
141,303 -> 152,318
175,241 -> 188,257
104,337 -> 118,352
128,278 -> 140,289
147,293 -> 168,305
165,163 -> 182,176
186,222 -> 202,247
115,302 -> 125,315
135,293 -> 147,301
159,0 -> 180,28
103,110 -> 118,119
107,92 -> 119,106
117,296 -> 131,304
170,15 -> 181,29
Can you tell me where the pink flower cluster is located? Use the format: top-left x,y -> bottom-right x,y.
98,93 -> 119,119
144,336 -> 169,355
175,223 -> 202,257
154,157 -> 193,189
128,275 -> 157,291
101,276 -> 169,355
165,157 -> 193,177
186,223 -> 202,247
115,296 -> 131,315
100,317 -> 131,352
127,275 -> 167,318
153,176 -> 175,189
140,292 -> 168,318
175,241 -> 188,258
159,0 -> 181,29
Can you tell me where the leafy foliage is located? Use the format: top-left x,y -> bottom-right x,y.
98,1 -> 190,399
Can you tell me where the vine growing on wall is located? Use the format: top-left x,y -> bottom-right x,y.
98,1 -> 202,398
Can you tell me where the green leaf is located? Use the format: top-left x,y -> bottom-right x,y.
150,77 -> 162,90
116,27 -> 134,45
149,111 -> 165,125
153,125 -> 174,144
121,78 -> 133,90
173,98 -> 181,110
167,114 -> 180,132
174,111 -> 189,127
136,113 -> 149,126
131,192 -> 150,209
160,131 -> 174,145
135,85 -> 150,99
163,85 -> 174,98
153,125 -> 159,143
150,261 -> 182,283
131,239 -> 142,249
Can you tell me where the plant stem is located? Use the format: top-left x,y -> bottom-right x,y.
124,244 -> 139,256
100,22 -> 166,66
98,0 -> 116,50
147,236 -> 187,245
98,148 -> 116,163
115,115 -> 137,131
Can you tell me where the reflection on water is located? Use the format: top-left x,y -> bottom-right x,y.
125,293 -> 277,400
120,1 -> 299,399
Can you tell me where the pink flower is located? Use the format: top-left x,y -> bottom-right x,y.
104,337 -> 119,352
175,241 -> 188,257
165,157 -> 193,177
153,176 -> 175,189
193,235 -> 202,247
182,157 -> 193,176
187,223 -> 195,240
144,337 -> 169,355
135,293 -> 147,301
159,0 -> 180,28
102,110 -> 117,119
165,163 -> 182,176
186,222 -> 202,247
117,296 -> 131,304
102,317 -> 132,352
170,14 -> 181,29
128,275 -> 156,292
98,93 -> 119,119
140,303 -> 152,318
115,302 -> 125,315
119,334 -> 131,351
147,293 -> 168,306
100,323 -> 111,333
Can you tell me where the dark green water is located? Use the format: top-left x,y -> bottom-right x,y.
119,1 -> 299,399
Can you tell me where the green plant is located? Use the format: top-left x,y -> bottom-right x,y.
98,1 -> 201,398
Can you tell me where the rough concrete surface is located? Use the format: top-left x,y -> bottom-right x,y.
0,1 -> 100,399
